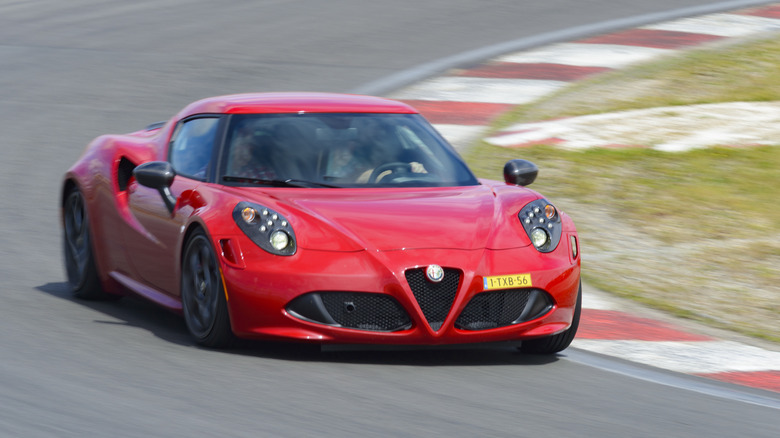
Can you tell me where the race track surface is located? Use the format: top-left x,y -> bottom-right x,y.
1,1 -> 777,436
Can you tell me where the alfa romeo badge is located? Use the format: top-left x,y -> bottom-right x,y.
426,264 -> 444,283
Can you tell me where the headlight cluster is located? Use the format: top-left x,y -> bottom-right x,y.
232,201 -> 297,256
518,199 -> 562,253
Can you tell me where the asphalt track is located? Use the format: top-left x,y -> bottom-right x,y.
1,1 -> 778,436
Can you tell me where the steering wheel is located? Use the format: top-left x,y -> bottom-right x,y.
368,162 -> 412,183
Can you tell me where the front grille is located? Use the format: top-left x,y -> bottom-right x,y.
456,288 -> 552,331
320,292 -> 411,332
405,268 -> 461,331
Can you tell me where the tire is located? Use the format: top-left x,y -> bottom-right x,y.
520,282 -> 581,355
181,228 -> 234,348
63,188 -> 108,300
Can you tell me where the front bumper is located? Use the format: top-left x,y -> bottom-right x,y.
219,235 -> 580,345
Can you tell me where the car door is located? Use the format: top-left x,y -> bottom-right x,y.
124,116 -> 221,296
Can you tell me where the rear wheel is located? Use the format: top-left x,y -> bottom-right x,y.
63,188 -> 107,299
181,228 -> 234,348
520,282 -> 581,354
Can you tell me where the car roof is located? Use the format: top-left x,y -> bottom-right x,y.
177,92 -> 419,118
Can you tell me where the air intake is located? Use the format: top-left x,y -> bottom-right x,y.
456,288 -> 553,330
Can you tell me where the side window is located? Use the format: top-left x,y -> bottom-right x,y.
169,117 -> 219,179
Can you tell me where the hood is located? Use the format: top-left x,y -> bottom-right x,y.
247,184 -> 538,252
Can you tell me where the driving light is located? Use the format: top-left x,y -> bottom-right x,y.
530,228 -> 549,248
544,204 -> 556,220
270,230 -> 291,251
241,207 -> 257,223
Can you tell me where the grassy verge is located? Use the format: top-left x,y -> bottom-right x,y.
464,34 -> 780,342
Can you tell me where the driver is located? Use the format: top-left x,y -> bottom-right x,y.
339,117 -> 426,183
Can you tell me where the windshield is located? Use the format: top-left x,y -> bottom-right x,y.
219,113 -> 479,188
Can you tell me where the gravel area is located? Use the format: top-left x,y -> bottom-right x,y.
506,101 -> 780,342
487,101 -> 780,151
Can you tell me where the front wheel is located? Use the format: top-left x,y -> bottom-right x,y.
520,282 -> 581,354
181,228 -> 234,348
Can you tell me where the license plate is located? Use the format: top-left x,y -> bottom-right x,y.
483,273 -> 532,290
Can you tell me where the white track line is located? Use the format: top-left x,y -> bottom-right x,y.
572,340 -> 780,374
497,43 -> 673,68
643,12 -> 780,36
391,77 -> 568,104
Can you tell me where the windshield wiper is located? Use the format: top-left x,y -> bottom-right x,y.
223,176 -> 340,188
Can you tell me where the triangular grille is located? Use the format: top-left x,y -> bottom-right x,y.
405,268 -> 461,331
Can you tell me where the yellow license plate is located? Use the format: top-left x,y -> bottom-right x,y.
483,273 -> 532,290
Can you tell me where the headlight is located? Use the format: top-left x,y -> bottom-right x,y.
519,199 -> 562,252
270,230 -> 291,251
233,202 -> 296,256
530,228 -> 549,248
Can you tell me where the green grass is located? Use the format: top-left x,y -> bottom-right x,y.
463,34 -> 780,342
470,146 -> 780,243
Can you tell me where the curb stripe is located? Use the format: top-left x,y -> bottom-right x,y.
454,62 -> 612,81
644,12 -> 780,36
398,100 -> 513,125
739,4 -> 780,17
698,371 -> 780,392
391,77 -> 568,104
497,43 -> 673,68
571,340 -> 780,374
577,28 -> 724,49
578,309 -> 715,342
354,1 -> 778,96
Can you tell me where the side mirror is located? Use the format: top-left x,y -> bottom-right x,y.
133,161 -> 177,213
503,159 -> 538,186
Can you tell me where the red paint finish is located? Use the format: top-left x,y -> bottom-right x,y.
224,243 -> 580,344
578,309 -> 714,341
398,100 -> 513,125
178,92 -> 418,118
456,62 -> 612,81
577,29 -> 723,49
698,371 -> 780,393
62,92 -> 581,346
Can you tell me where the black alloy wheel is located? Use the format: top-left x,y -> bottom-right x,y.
181,228 -> 233,347
63,188 -> 105,299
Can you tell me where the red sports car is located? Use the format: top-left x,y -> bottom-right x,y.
61,92 -> 581,353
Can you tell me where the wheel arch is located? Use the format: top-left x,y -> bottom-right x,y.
178,219 -> 218,288
60,178 -> 79,209
180,220 -> 208,260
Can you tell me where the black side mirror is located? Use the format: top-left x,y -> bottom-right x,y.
133,161 -> 177,213
503,159 -> 539,186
